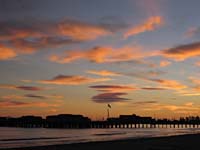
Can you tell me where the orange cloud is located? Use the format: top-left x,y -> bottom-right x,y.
1,19 -> 110,41
124,16 -> 163,38
49,46 -> 110,63
184,102 -> 193,107
193,85 -> 200,91
0,18 -> 123,60
187,77 -> 200,92
120,70 -> 184,91
0,19 -> 112,41
0,84 -> 16,90
85,46 -> 112,63
1,95 -> 25,100
0,37 -> 76,59
58,19 -> 110,41
0,22 -> 43,41
162,103 -> 198,113
39,75 -> 111,85
159,60 -> 171,67
150,79 -> 187,89
161,41 -> 200,61
181,92 -> 200,96
87,70 -> 121,76
132,102 -> 199,115
0,44 -> 17,60
177,83 -> 200,96
49,46 -> 150,64
189,77 -> 200,85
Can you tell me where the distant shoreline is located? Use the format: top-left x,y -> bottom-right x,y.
2,133 -> 200,150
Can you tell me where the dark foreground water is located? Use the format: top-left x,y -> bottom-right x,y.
0,127 -> 200,149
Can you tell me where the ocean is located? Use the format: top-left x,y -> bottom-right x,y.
0,127 -> 200,149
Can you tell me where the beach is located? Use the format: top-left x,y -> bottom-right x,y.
2,133 -> 200,150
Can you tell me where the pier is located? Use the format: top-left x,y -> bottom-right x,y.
0,114 -> 200,129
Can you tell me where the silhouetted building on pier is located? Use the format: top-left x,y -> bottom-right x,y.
0,117 -> 8,126
46,114 -> 91,128
0,116 -> 43,128
18,116 -> 44,128
107,114 -> 154,124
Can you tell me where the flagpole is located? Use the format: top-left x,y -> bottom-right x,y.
107,104 -> 111,119
107,108 -> 110,119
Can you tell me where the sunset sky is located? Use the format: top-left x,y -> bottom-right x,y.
1,0 -> 200,120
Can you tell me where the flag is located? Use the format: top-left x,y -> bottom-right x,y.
108,104 -> 111,108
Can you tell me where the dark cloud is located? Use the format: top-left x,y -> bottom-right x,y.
161,41 -> 200,61
90,85 -> 136,92
0,84 -> 45,91
116,70 -> 166,85
39,74 -> 110,85
132,101 -> 157,105
164,42 -> 200,54
24,94 -> 46,99
0,19 -> 51,40
90,84 -> 166,91
141,87 -> 166,90
7,37 -> 79,54
92,92 -> 130,103
16,86 -> 44,91
0,99 -> 28,107
123,70 -> 165,79
7,101 -> 27,105
0,98 -> 62,108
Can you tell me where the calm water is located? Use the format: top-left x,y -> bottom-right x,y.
0,127 -> 200,149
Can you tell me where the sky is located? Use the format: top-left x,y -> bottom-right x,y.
1,0 -> 200,120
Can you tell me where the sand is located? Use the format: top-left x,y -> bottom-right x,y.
2,133 -> 200,150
